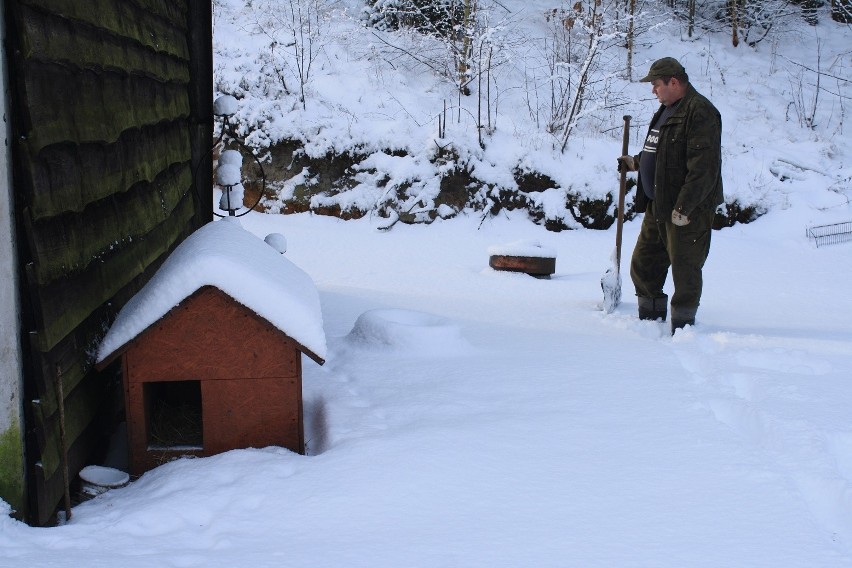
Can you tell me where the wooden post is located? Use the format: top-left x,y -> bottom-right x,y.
53,365 -> 71,522
187,0 -> 215,227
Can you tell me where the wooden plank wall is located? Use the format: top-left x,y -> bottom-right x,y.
5,0 -> 212,524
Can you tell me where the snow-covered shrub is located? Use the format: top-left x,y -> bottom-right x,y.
365,0 -> 486,95
832,0 -> 852,22
364,0 -> 468,36
239,0 -> 336,109
698,0 -> 800,46
531,0 -> 634,149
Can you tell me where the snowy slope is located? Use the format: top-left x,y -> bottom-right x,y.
211,0 -> 852,224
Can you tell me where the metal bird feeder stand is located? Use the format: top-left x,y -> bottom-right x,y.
198,95 -> 268,217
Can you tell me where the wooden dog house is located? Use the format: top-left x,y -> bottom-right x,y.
97,218 -> 326,476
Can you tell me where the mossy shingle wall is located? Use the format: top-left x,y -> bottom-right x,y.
6,0 -> 212,525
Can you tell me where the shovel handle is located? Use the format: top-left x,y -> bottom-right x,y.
614,115 -> 631,268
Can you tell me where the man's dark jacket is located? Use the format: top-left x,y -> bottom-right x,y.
634,83 -> 724,221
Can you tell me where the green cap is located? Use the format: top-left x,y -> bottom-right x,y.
639,57 -> 686,82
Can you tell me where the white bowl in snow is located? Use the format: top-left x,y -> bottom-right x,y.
79,465 -> 130,496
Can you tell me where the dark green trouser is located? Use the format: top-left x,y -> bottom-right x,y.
630,200 -> 715,321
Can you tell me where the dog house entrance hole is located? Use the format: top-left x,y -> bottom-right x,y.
145,380 -> 203,450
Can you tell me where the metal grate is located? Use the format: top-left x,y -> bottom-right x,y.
806,221 -> 852,247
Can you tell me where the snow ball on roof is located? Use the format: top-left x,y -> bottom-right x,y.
97,217 -> 326,364
264,233 -> 287,253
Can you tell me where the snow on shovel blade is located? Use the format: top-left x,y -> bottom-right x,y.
600,115 -> 631,315
601,251 -> 621,313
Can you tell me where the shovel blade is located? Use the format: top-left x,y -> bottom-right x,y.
601,266 -> 621,314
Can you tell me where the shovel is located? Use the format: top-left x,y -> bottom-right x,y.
601,115 -> 632,314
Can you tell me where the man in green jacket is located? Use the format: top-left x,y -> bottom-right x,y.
618,57 -> 724,333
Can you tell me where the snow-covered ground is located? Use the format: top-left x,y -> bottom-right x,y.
3,1 -> 852,566
3,206 -> 852,566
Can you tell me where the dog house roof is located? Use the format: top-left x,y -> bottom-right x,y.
96,217 -> 327,365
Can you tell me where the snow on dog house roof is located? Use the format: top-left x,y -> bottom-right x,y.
97,217 -> 326,366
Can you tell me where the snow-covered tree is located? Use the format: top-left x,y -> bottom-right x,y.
365,0 -> 480,94
242,0 -> 334,109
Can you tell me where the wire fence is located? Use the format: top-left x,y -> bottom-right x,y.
806,220 -> 852,248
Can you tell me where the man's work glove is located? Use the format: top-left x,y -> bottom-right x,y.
671,210 -> 690,226
617,155 -> 638,173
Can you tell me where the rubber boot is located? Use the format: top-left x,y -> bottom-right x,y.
671,305 -> 697,334
638,295 -> 667,321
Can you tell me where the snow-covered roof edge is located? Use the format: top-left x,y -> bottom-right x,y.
96,217 -> 327,366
